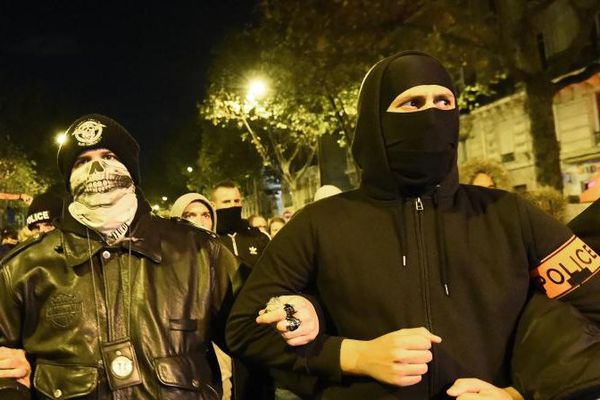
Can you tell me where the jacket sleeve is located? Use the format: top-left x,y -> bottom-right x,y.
225,207 -> 344,382
0,263 -> 23,348
512,198 -> 600,398
512,293 -> 600,400
519,197 -> 600,320
209,239 -> 245,352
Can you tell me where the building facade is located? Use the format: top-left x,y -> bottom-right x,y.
459,71 -> 600,201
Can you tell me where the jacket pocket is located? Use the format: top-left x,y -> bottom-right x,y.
155,352 -> 220,400
33,361 -> 98,399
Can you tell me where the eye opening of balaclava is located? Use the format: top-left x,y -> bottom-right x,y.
379,53 -> 460,196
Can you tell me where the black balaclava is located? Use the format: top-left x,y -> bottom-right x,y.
216,207 -> 243,235
351,51 -> 460,200
380,54 -> 459,196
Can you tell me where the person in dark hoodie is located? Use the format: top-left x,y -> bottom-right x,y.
226,51 -> 600,399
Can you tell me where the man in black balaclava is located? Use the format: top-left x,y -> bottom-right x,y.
226,51 -> 600,399
211,180 -> 270,269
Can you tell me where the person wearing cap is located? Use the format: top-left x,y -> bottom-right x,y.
0,114 -> 321,399
25,192 -> 64,235
226,51 -> 600,399
170,192 -> 216,231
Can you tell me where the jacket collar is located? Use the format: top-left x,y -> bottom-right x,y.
57,194 -> 162,267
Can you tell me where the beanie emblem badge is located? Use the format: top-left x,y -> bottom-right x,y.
72,119 -> 106,146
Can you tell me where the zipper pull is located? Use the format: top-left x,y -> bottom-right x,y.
415,197 -> 424,211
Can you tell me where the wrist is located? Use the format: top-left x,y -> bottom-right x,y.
340,338 -> 367,375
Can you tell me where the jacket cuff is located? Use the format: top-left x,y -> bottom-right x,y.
303,335 -> 344,382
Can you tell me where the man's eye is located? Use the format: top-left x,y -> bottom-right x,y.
400,98 -> 424,109
103,154 -> 116,160
434,96 -> 453,107
73,159 -> 88,168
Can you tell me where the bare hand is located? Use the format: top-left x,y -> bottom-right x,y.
447,378 -> 521,399
0,347 -> 31,388
341,327 -> 442,387
256,295 -> 319,346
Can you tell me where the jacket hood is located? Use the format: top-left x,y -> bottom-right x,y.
169,193 -> 217,232
351,50 -> 460,201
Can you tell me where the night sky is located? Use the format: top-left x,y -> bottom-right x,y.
0,1 -> 257,200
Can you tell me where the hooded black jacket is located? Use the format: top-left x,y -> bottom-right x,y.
226,52 -> 600,399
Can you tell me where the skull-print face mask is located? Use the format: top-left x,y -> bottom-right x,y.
68,157 -> 137,243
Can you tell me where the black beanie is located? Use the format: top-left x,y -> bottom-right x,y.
57,114 -> 141,189
26,192 -> 64,230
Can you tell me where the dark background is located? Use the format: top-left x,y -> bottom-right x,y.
0,1 -> 257,200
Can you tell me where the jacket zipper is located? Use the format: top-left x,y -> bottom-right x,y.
413,196 -> 435,396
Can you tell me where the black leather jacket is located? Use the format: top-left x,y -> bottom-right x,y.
0,207 -> 241,399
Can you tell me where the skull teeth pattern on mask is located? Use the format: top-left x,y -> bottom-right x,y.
68,158 -> 138,243
74,175 -> 132,196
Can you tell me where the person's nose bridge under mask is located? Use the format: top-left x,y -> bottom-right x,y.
381,107 -> 454,149
90,160 -> 104,174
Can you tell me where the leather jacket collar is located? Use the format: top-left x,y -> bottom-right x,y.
56,195 -> 162,267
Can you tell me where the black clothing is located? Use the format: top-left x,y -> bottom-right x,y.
512,293 -> 600,400
218,218 -> 270,269
57,114 -> 141,186
26,192 -> 64,230
218,214 -> 271,400
226,51 -> 600,399
0,202 -> 241,399
0,244 -> 13,260
504,200 -> 600,398
379,53 -> 459,194
0,378 -> 30,400
569,200 -> 600,252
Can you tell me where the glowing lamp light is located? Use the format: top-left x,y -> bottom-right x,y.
186,166 -> 193,173
161,196 -> 168,201
55,132 -> 67,146
152,204 -> 160,211
247,79 -> 268,101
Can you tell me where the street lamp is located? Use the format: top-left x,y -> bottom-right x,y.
161,196 -> 168,201
55,132 -> 67,146
186,166 -> 193,173
246,79 -> 268,102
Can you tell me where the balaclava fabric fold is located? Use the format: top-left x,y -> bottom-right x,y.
380,54 -> 459,195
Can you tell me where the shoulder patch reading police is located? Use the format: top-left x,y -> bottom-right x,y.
531,235 -> 600,299
72,119 -> 105,146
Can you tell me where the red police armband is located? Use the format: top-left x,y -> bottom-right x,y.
531,235 -> 600,299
